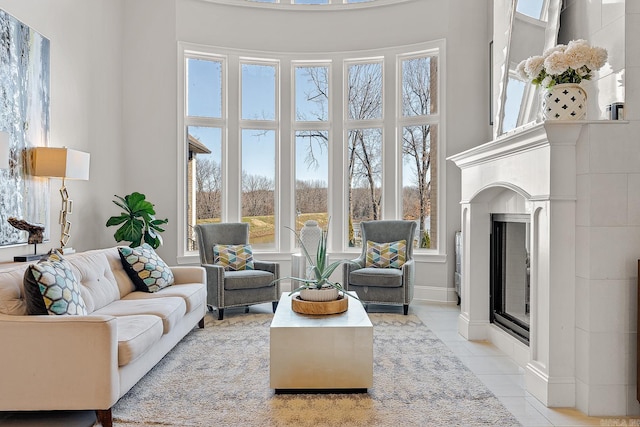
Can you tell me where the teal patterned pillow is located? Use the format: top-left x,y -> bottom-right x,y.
213,244 -> 254,271
118,244 -> 175,293
24,251 -> 88,315
365,239 -> 407,269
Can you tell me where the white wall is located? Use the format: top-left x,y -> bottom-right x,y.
0,0 -> 491,303
0,0 -> 124,262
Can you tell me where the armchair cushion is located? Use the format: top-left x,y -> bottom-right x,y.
349,267 -> 404,287
213,244 -> 254,271
365,239 -> 407,268
118,244 -> 175,293
24,251 -> 88,315
223,270 -> 275,291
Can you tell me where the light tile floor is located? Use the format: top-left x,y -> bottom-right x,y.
2,300 -> 639,426
408,300 -> 638,427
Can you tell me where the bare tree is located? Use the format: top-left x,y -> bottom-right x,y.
195,157 -> 221,220
401,56 -> 438,248
242,171 -> 274,217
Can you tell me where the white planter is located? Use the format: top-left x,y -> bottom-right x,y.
541,83 -> 587,120
300,220 -> 322,258
299,287 -> 339,302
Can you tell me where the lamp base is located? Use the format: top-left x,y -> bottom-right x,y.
14,254 -> 46,262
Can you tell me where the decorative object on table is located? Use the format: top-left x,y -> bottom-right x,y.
516,39 -> 607,121
0,10 -> 50,248
273,218 -> 356,314
106,192 -> 168,249
299,219 -> 322,259
606,102 -> 624,120
7,217 -> 45,262
30,147 -> 90,253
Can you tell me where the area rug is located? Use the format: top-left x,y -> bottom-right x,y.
112,313 -> 521,426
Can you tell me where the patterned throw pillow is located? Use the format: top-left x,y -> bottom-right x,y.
213,244 -> 254,271
23,251 -> 88,315
365,240 -> 407,269
118,244 -> 175,293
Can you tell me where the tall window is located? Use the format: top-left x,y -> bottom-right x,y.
346,61 -> 383,247
181,43 -> 442,257
400,53 -> 439,249
241,62 -> 278,248
294,64 -> 330,234
185,56 -> 223,251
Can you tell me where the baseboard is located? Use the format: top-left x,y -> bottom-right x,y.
413,285 -> 458,303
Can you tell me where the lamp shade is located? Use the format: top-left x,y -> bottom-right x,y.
31,147 -> 90,180
0,131 -> 9,170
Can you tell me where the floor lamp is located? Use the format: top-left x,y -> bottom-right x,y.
30,147 -> 90,254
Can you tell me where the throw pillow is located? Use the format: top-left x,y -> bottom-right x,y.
213,244 -> 254,271
365,239 -> 407,269
23,250 -> 88,315
118,244 -> 175,293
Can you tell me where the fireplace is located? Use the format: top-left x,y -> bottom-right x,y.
490,214 -> 530,344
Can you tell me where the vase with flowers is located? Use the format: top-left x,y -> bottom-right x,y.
516,39 -> 608,120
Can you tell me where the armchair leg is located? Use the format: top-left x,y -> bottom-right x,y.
403,304 -> 409,315
272,301 -> 278,313
198,317 -> 205,328
244,306 -> 250,313
96,409 -> 112,427
218,309 -> 224,320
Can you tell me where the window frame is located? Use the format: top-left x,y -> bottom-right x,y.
177,40 -> 447,265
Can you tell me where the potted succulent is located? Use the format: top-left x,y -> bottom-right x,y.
106,192 -> 168,249
274,219 -> 357,302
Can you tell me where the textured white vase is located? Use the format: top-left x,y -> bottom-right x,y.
300,220 -> 322,257
299,287 -> 339,302
541,83 -> 587,120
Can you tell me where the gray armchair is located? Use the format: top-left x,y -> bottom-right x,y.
194,223 -> 280,320
343,220 -> 417,315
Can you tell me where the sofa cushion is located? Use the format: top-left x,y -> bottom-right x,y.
122,283 -> 206,314
223,270 -> 274,290
349,267 -> 403,287
0,264 -> 29,315
115,315 -> 164,366
23,251 -> 88,315
213,244 -> 254,271
66,251 -> 120,313
118,244 -> 175,293
365,240 -> 407,269
94,297 -> 186,334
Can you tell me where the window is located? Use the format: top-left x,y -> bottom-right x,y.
180,42 -> 442,258
294,64 -> 330,234
185,56 -> 224,251
400,53 -> 438,249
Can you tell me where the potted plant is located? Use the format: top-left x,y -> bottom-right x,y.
274,219 -> 357,303
106,192 -> 168,249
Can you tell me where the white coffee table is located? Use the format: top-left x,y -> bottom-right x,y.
270,291 -> 373,392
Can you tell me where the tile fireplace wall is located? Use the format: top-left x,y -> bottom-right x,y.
450,120 -> 640,416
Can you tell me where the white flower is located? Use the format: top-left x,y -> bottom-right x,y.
515,60 -> 528,81
587,46 -> 608,70
544,51 -> 570,75
542,44 -> 566,57
541,76 -> 553,87
524,56 -> 545,79
564,43 -> 591,70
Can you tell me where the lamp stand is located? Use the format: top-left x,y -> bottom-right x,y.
58,177 -> 75,254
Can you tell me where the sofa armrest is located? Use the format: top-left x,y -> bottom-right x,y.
0,313 -> 120,411
170,265 -> 206,285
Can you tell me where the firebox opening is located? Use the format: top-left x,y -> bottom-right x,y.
490,213 -> 530,345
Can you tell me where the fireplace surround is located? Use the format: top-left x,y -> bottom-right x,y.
450,119 -> 640,416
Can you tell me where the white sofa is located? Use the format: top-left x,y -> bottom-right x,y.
0,247 -> 206,427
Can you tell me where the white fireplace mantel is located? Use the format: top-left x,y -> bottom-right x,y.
448,120 -> 585,408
